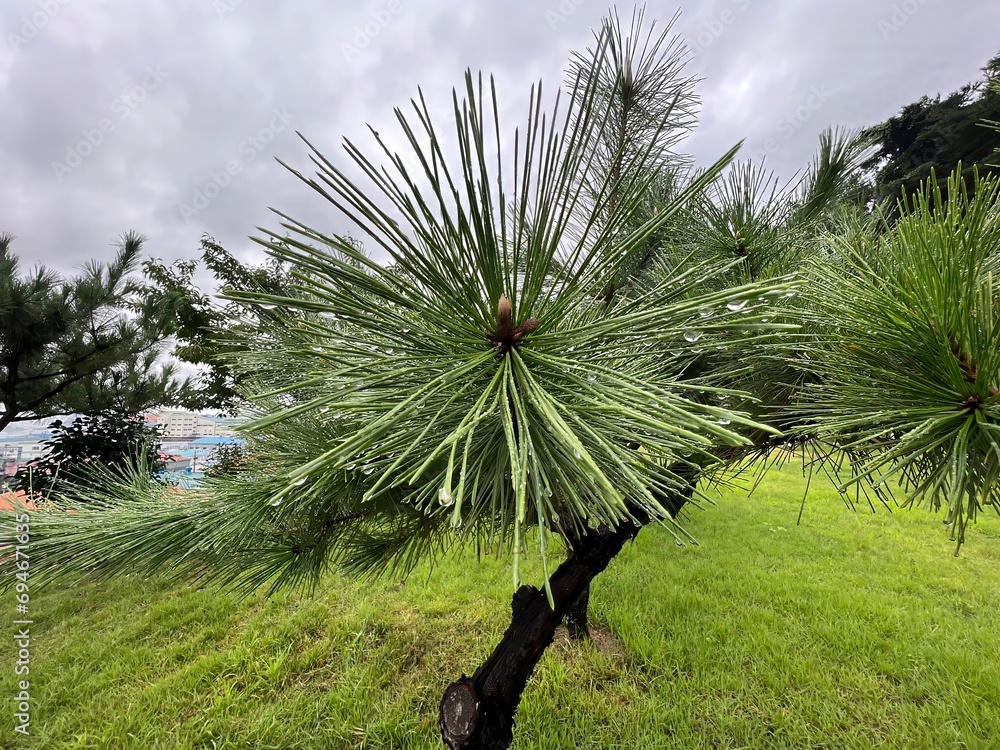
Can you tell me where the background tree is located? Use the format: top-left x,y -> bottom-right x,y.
989,75 -> 1000,166
141,235 -> 293,414
0,232 -> 181,433
860,50 -> 1000,207
13,408 -> 163,496
202,441 -> 247,478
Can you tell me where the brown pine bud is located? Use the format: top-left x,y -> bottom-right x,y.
513,317 -> 540,342
495,294 -> 514,341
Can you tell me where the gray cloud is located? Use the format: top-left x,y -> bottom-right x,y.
1,0 -> 997,276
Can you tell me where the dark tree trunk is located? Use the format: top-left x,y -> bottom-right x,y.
564,583 -> 591,641
439,505 -> 651,750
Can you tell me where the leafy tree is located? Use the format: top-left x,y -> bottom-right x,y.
203,441 -> 247,478
860,50 -> 1000,207
141,235 -> 293,414
10,10 -> 996,750
0,232 -> 182,433
13,409 -> 163,496
988,76 -> 1000,166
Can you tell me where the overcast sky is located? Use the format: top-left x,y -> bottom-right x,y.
2,0 -> 998,278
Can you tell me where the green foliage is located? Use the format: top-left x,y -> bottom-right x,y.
0,232 -> 181,433
860,51 -> 1000,207
13,16 -> 796,598
13,410 -> 163,496
793,168 -> 1000,548
792,127 -> 872,226
203,441 -> 247,478
9,7 -> 994,615
566,8 -> 697,221
141,235 -> 294,413
624,127 -> 869,454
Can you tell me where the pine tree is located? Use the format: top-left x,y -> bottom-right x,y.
791,167 -> 1000,549
11,10 -> 1000,750
0,232 -> 181,434
859,49 -> 1000,208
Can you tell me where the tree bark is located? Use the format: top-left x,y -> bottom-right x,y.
439,505 -> 651,750
563,583 -> 591,641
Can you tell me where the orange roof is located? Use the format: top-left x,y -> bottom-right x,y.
0,490 -> 35,512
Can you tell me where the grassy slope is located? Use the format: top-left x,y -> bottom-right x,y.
2,464 -> 999,749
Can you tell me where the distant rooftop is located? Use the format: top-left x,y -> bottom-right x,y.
0,490 -> 35,512
190,436 -> 245,446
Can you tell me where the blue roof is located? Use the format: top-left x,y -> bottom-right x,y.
190,436 -> 245,446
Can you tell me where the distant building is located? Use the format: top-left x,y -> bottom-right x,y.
0,432 -> 50,476
148,410 -> 238,440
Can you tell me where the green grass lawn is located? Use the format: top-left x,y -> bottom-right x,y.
3,463 -> 999,749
